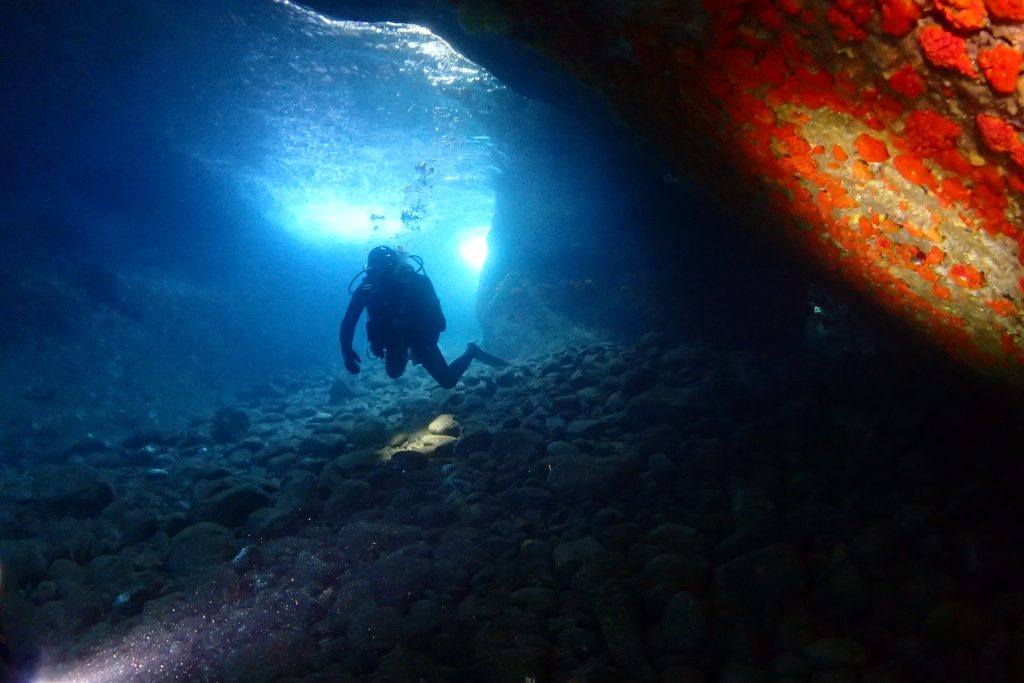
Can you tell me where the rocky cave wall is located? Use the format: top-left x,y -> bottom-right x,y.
312,0 -> 1024,386
473,102 -> 813,359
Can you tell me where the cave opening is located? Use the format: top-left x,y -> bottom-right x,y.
0,0 -> 806,436
0,0 -> 524,433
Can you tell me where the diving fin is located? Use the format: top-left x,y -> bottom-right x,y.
468,342 -> 509,367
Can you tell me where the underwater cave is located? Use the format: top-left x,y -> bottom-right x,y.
1,1 -> 1024,682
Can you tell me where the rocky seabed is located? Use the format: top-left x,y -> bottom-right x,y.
1,335 -> 1023,683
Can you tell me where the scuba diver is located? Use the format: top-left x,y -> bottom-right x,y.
340,245 -> 507,389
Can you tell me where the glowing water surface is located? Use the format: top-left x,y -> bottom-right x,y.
228,0 -> 508,254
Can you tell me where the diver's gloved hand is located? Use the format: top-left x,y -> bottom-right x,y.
343,349 -> 361,374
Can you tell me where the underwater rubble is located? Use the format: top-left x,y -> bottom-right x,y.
1,334 -> 1023,682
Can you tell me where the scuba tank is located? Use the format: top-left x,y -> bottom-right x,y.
348,247 -> 433,359
347,246 -> 426,295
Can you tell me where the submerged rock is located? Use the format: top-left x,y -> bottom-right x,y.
9,339 -> 1024,681
473,646 -> 549,683
592,590 -> 653,680
625,386 -> 699,428
166,522 -> 238,575
30,463 -> 115,515
546,454 -> 630,503
427,413 -> 460,436
375,647 -> 449,683
0,540 -> 48,588
802,637 -> 868,670
489,429 -> 545,464
663,591 -> 706,652
195,483 -> 274,528
554,537 -> 625,592
348,419 -> 390,448
327,378 -> 357,404
122,429 -> 165,450
713,543 -> 806,613
211,407 -> 250,444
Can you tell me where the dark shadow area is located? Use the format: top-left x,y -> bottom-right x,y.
476,99 -> 813,359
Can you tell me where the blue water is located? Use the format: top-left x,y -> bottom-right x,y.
0,0 -> 524,433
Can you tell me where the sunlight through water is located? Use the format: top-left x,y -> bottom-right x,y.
249,0 -> 507,247
459,229 -> 490,271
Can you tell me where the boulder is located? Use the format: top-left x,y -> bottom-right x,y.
564,418 -> 608,439
328,378 -> 357,404
802,637 -> 868,670
349,419 -> 391,448
166,522 -> 238,575
547,455 -> 630,503
369,548 -> 432,604
625,386 -> 698,428
323,479 -> 372,522
0,540 -> 48,588
644,523 -> 700,549
553,537 -> 625,592
489,429 -> 546,464
30,463 -> 115,515
195,483 -> 274,528
639,553 -> 709,594
319,451 -> 379,486
473,647 -> 549,683
334,521 -> 422,563
427,413 -> 460,436
663,591 -> 706,652
210,407 -> 250,444
592,590 -> 653,678
713,543 -> 805,612
376,648 -> 448,683
731,488 -> 778,538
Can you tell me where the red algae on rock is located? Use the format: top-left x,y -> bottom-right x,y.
987,297 -> 1017,315
926,247 -> 947,265
881,0 -> 923,35
855,133 -> 891,161
936,0 -> 989,30
901,110 -> 963,158
919,25 -> 979,78
977,113 -> 1021,153
894,154 -> 938,188
466,0 -> 1024,380
950,263 -> 987,288
827,0 -> 873,41
889,65 -> 928,99
984,0 -> 1024,20
978,44 -> 1022,94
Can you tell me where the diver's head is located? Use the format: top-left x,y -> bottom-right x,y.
366,245 -> 399,273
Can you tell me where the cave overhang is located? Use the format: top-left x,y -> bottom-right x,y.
306,0 -> 1024,385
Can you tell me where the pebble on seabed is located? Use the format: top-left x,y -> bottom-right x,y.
2,340 -> 1023,683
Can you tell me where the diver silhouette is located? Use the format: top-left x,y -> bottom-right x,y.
340,246 -> 507,389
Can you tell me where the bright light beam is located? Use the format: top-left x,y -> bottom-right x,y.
459,231 -> 489,271
291,200 -> 404,243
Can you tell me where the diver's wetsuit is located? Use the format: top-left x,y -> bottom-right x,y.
340,265 -> 477,389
